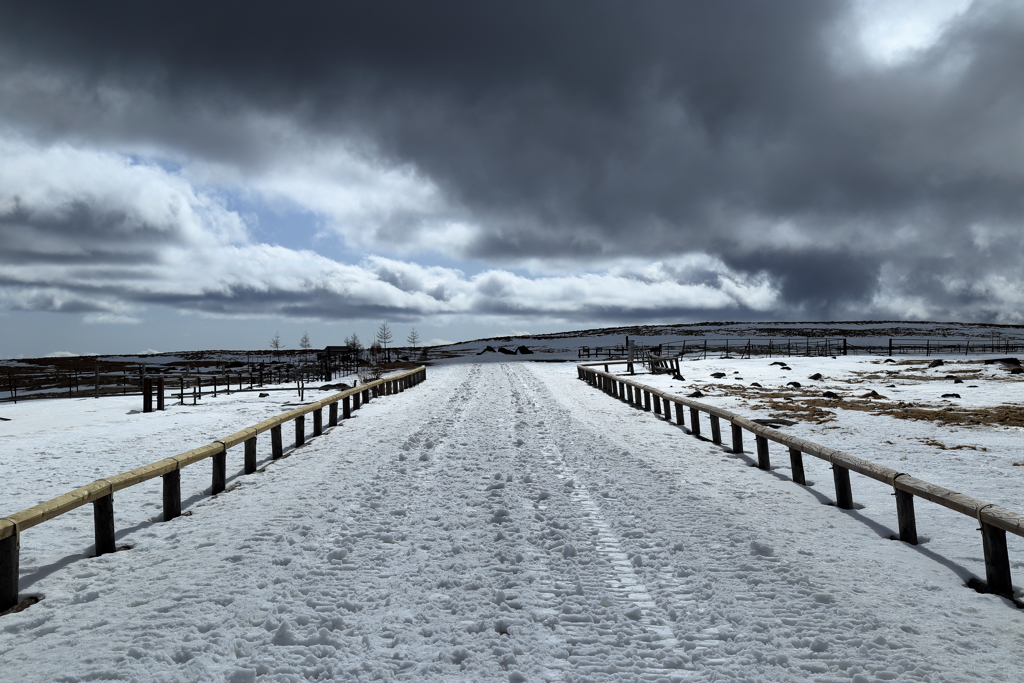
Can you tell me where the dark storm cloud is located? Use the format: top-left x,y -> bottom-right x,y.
1,1 -> 1024,320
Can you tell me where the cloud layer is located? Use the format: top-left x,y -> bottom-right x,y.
2,0 -> 1024,337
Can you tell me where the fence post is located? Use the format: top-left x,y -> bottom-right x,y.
894,488 -> 918,544
731,423 -> 743,453
244,437 -> 257,474
329,402 -> 338,427
980,522 -> 1013,597
295,415 -> 305,447
353,391 -> 361,410
343,396 -> 351,418
157,378 -> 165,411
643,390 -> 651,411
675,402 -> 685,426
94,363 -> 100,399
653,395 -> 662,415
710,415 -> 722,444
689,407 -> 701,436
789,448 -> 806,485
833,465 -> 853,509
313,408 -> 323,437
1,532 -> 18,612
93,491 -> 117,555
212,449 -> 226,495
143,377 -> 153,413
755,436 -> 770,470
163,469 -> 181,521
271,425 -> 283,459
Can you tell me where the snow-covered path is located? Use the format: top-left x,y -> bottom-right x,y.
2,363 -> 1023,682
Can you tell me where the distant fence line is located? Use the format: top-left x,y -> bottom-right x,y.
0,366 -> 427,614
577,362 -> 1022,601
0,356 -> 432,405
577,336 -> 1024,361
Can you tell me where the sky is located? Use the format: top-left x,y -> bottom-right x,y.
1,0 -> 1022,358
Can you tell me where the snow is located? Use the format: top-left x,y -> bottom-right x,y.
2,361 -> 1024,682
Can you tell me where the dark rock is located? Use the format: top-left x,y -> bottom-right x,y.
858,390 -> 886,399
941,393 -> 961,399
710,372 -> 726,378
687,390 -> 703,398
259,392 -> 270,398
753,418 -> 797,427
320,383 -> 351,391
770,361 -> 787,366
886,384 -> 896,388
780,366 -> 792,371
750,382 -> 762,388
497,347 -> 516,355
944,374 -> 957,379
928,359 -> 944,368
883,358 -> 896,363
516,346 -> 534,354
984,357 -> 1020,366
477,346 -> 496,355
954,378 -> 963,384
808,373 -> 822,381
822,391 -> 841,399
787,381 -> 802,388
1011,367 -> 1024,375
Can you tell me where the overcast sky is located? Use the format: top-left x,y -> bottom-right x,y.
1,0 -> 1021,357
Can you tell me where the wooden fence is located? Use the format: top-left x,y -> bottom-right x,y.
0,366 -> 427,613
577,362 -> 1023,600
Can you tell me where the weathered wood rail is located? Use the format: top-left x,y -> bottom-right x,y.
0,366 -> 427,612
577,362 -> 1023,600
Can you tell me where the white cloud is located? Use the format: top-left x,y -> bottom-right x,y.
83,313 -> 143,325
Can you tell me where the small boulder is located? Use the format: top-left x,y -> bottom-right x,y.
687,390 -> 703,398
750,382 -> 763,388
259,392 -> 270,398
822,390 -> 841,399
477,345 -> 496,355
928,359 -> 944,368
710,372 -> 726,378
516,346 -> 534,355
942,393 -> 961,399
954,378 -> 963,384
497,347 -> 516,355
808,373 -> 823,381
883,358 -> 896,363
1011,367 -> 1024,375
770,361 -> 787,366
858,390 -> 886,399
787,381 -> 802,388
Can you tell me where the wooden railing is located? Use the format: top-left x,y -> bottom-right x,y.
0,366 -> 427,612
577,363 -> 1023,600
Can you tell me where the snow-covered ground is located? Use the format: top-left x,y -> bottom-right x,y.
2,361 -> 1023,682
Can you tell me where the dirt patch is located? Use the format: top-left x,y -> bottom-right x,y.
0,596 -> 39,617
914,438 -> 988,451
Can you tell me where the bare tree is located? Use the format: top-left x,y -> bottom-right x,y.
300,331 -> 311,362
270,331 -> 282,358
406,327 -> 420,350
376,322 -> 393,362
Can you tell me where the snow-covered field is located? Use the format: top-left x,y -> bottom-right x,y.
2,361 -> 1023,682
